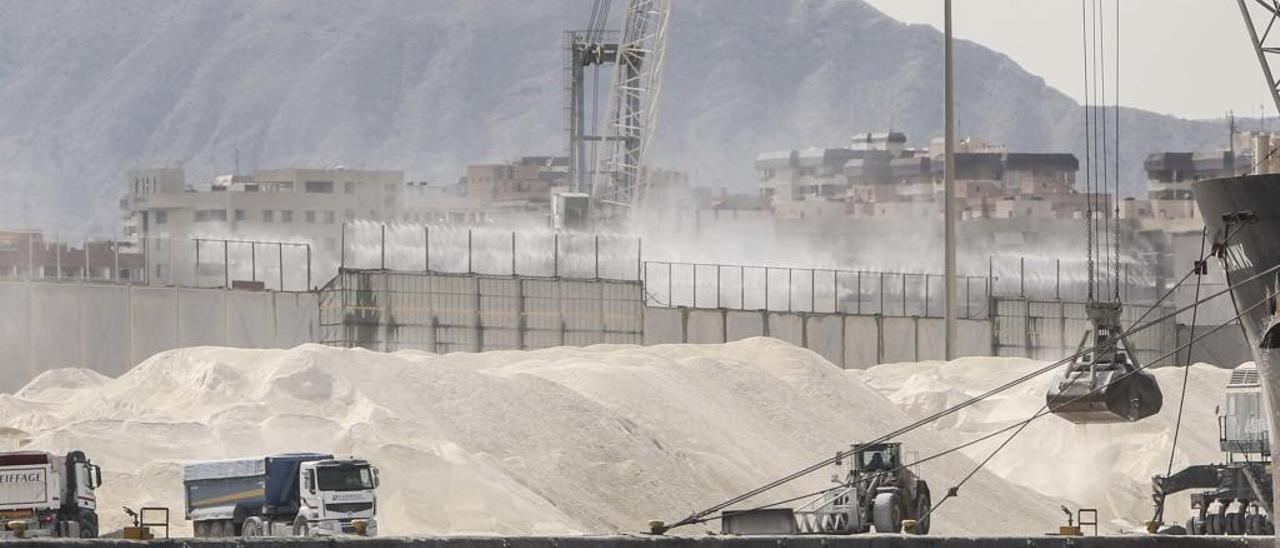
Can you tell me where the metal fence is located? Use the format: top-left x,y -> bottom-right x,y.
0,230 -> 315,291
338,223 -> 643,280
318,268 -> 644,353
991,297 -> 1179,367
641,261 -> 992,319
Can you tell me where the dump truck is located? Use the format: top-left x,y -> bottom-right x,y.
183,452 -> 379,537
0,450 -> 102,538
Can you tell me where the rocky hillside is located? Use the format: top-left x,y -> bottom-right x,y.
0,0 -> 1227,231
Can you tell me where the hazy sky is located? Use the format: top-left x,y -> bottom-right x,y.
863,0 -> 1274,121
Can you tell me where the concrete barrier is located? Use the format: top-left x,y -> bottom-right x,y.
0,280 -> 321,392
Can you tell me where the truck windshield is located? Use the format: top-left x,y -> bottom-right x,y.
316,465 -> 374,491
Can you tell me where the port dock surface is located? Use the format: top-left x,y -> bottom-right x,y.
3,536 -> 1271,547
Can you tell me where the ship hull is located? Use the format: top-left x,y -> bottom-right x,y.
1194,174 -> 1280,522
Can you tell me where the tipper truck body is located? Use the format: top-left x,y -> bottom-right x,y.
183,452 -> 378,537
0,450 -> 102,538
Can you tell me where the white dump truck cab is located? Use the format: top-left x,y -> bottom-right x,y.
292,459 -> 379,536
0,451 -> 102,538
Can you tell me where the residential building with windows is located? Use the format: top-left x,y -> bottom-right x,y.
122,167 -> 403,253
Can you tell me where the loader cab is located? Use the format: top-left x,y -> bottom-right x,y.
852,443 -> 900,473
1220,363 -> 1270,458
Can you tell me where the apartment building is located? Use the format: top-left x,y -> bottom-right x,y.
123,167 -> 403,252
757,132 -> 1080,221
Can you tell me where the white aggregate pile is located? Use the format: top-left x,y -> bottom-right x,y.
862,357 -> 1234,532
0,338 -> 1073,536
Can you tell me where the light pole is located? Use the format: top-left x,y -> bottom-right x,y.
944,0 -> 957,360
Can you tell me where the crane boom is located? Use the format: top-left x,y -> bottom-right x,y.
1239,0 -> 1280,118
591,0 -> 671,216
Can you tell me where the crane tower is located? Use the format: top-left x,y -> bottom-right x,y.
561,0 -> 671,227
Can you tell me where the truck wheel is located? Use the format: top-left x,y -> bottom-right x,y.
79,511 -> 98,538
241,517 -> 263,537
293,516 -> 310,537
872,492 -> 902,533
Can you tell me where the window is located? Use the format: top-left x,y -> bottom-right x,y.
345,182 -> 356,194
281,210 -> 293,223
263,210 -> 275,223
194,209 -> 227,223
305,181 -> 334,193
317,465 -> 375,491
305,210 -> 316,223
154,210 -> 168,224
234,209 -> 246,221
325,211 -> 336,224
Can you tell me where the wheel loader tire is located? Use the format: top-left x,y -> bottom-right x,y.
872,492 -> 902,533
1226,512 -> 1245,535
1207,513 -> 1224,535
1246,514 -> 1262,535
915,492 -> 931,535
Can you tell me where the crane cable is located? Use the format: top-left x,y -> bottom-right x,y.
917,284 -> 1265,527
921,224 -> 1240,528
1081,0 -> 1095,302
1113,0 -> 1122,301
675,278 -> 1267,530
1152,227 -> 1210,526
658,239 -> 1265,533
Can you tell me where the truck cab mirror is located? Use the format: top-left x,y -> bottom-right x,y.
372,467 -> 380,488
91,464 -> 102,489
303,470 -> 315,493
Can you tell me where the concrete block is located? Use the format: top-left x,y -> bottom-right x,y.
725,310 -> 764,341
30,283 -> 81,373
0,281 -> 32,391
957,319 -> 992,358
766,313 -> 804,346
131,286 -> 179,365
178,289 -> 228,346
686,310 -> 725,344
916,318 -> 945,361
226,290 -> 273,348
644,307 -> 684,344
843,315 -> 879,369
80,284 -> 131,376
804,314 -> 844,367
882,317 -> 918,363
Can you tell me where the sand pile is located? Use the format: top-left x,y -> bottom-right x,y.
0,338 -> 1073,536
861,357 -> 1234,531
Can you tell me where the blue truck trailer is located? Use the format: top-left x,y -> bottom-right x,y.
183,452 -> 379,538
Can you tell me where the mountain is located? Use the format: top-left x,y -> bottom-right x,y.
0,0 -> 1229,233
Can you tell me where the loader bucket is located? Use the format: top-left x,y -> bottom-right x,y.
1046,365 -> 1162,423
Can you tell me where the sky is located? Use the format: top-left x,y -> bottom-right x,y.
863,0 -> 1275,121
